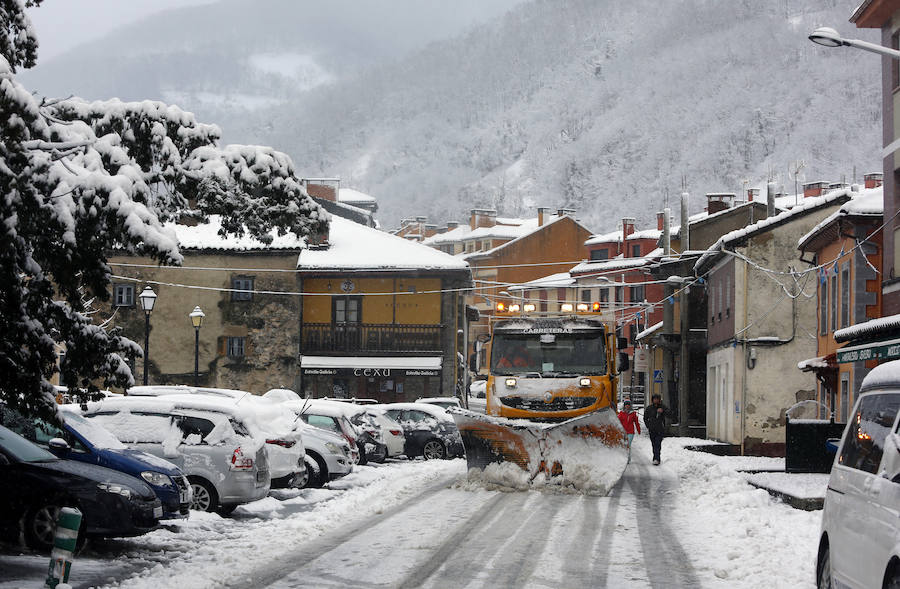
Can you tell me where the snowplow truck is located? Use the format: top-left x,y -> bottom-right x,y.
452,316 -> 629,492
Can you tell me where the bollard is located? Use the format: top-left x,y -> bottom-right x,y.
43,507 -> 82,589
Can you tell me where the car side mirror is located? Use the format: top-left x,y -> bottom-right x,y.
48,437 -> 70,455
0,453 -> 9,466
617,337 -> 628,351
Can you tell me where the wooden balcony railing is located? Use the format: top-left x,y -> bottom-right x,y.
302,323 -> 443,355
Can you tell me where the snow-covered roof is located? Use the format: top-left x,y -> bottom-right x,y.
422,224 -> 472,246
585,228 -> 661,246
297,216 -> 469,272
695,190 -> 852,273
173,215 -> 308,251
834,313 -> 900,343
465,215 -> 592,261
797,187 -> 883,250
670,200 -> 777,236
510,272 -> 574,290
797,356 -> 832,370
337,188 -> 376,204
570,248 -> 663,275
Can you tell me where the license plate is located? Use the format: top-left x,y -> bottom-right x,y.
153,506 -> 163,518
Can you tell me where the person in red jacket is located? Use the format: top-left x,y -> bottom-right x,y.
617,399 -> 641,463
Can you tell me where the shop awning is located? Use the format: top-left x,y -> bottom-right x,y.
300,356 -> 443,370
835,337 -> 900,364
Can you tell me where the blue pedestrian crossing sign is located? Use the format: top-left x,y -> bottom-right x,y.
653,369 -> 663,384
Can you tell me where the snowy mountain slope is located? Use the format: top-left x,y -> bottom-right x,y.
235,0 -> 881,230
23,0 -> 881,231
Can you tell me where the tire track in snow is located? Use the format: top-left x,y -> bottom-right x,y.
626,462 -> 700,588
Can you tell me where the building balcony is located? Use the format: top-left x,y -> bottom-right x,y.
302,323 -> 443,355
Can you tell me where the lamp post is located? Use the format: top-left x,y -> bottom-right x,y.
809,27 -> 900,60
189,306 -> 205,386
138,286 -> 157,386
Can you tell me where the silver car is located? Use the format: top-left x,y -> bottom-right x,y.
82,395 -> 270,515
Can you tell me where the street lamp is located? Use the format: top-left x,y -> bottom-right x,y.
138,286 -> 157,386
809,26 -> 900,60
189,306 -> 205,387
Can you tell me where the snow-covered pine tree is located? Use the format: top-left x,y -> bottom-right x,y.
0,0 -> 328,420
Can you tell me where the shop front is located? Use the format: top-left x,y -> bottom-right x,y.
300,356 -> 443,403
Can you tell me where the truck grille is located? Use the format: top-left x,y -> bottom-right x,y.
500,396 -> 595,412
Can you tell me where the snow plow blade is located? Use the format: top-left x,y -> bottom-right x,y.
450,408 -> 628,493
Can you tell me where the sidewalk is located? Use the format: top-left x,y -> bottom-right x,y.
683,441 -> 829,511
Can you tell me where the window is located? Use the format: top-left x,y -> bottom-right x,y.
893,31 -> 900,90
841,265 -> 850,329
838,393 -> 900,474
333,297 -> 361,323
628,323 -> 636,345
819,278 -> 828,336
113,284 -> 134,307
600,289 -> 609,305
717,284 -> 722,321
590,248 -> 609,261
227,336 -> 245,357
840,372 -> 850,423
177,416 -> 216,443
615,286 -> 623,303
232,277 -> 253,301
830,276 -> 838,332
581,290 -> 592,303
631,244 -> 641,258
630,285 -> 644,303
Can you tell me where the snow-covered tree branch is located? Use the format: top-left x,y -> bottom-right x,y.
0,1 -> 328,420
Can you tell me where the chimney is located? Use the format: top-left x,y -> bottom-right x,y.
705,193 -> 734,214
537,206 -> 551,226
864,172 -> 883,189
446,221 -> 459,230
680,192 -> 690,251
302,178 -> 340,202
657,211 -> 665,231
803,181 -> 828,198
662,207 -> 671,255
556,207 -> 576,217
622,217 -> 635,256
747,188 -> 759,202
469,208 -> 497,230
766,182 -> 776,218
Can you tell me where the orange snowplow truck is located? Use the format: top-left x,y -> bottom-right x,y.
484,316 -> 627,420
451,316 -> 630,489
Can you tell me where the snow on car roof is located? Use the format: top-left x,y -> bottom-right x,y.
861,359 -> 900,392
375,402 -> 454,421
416,397 -> 460,404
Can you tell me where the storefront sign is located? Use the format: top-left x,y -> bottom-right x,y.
302,367 -> 441,377
303,368 -> 338,375
836,341 -> 900,364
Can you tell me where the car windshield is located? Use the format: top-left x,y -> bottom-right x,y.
490,332 -> 606,376
62,410 -> 126,449
0,424 -> 57,463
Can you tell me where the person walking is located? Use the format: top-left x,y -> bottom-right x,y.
617,400 -> 641,463
644,393 -> 669,465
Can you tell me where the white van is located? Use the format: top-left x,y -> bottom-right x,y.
817,360 -> 900,588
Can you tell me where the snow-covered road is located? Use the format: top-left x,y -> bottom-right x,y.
0,433 -> 823,588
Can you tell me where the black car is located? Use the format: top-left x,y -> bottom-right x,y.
0,424 -> 162,551
380,404 -> 465,459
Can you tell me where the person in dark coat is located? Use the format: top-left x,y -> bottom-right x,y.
643,394 -> 669,465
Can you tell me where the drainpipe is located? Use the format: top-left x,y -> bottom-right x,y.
662,207 -> 671,255
680,193 -> 690,252
741,255 -> 748,456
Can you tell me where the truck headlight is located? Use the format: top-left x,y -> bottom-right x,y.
505,378 -> 517,388
579,378 -> 591,387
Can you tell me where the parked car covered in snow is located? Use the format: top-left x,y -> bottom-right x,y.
1,405 -> 190,520
287,399 -> 363,465
0,425 -> 163,551
81,395 -> 270,514
377,403 -> 464,460
365,407 -> 405,458
126,385 -> 307,489
817,360 -> 900,589
469,380 -> 487,399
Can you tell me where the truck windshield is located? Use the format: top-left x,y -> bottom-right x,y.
490,332 -> 606,376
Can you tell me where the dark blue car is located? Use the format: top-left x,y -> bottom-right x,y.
0,406 -> 191,519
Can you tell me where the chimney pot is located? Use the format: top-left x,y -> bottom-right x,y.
657,211 -> 665,231
705,192 -> 735,215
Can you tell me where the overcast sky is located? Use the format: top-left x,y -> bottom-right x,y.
27,0 -> 216,60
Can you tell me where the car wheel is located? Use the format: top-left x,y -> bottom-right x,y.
305,452 -> 328,488
886,567 -> 900,589
24,502 -> 83,553
189,478 -> 219,513
422,439 -> 446,460
817,545 -> 833,589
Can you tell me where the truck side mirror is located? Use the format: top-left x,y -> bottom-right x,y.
618,352 -> 630,374
617,337 -> 628,351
